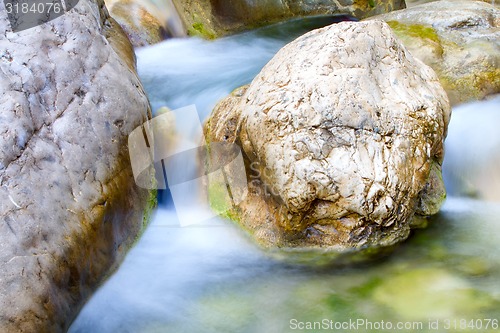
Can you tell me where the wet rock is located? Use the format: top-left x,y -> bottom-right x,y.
171,0 -> 406,38
204,21 -> 450,254
369,0 -> 500,105
105,0 -> 169,47
0,0 -> 154,331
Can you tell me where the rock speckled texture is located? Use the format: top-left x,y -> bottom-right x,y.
205,21 -> 451,254
0,0 -> 153,331
369,0 -> 500,105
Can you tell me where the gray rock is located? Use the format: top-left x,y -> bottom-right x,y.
368,0 -> 500,105
0,0 -> 154,331
205,21 -> 450,254
172,0 -> 406,38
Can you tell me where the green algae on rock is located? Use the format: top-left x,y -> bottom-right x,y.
372,268 -> 494,320
369,0 -> 500,105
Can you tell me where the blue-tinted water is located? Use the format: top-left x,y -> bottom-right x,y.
70,16 -> 500,333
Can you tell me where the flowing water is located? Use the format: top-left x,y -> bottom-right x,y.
70,17 -> 500,333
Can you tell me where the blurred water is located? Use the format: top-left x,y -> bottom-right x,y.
136,15 -> 358,121
70,16 -> 500,333
70,198 -> 500,333
443,95 -> 500,201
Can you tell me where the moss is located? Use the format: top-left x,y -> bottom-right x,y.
188,21 -> 217,39
132,170 -> 158,246
142,188 -> 158,228
349,276 -> 383,297
368,0 -> 376,7
207,178 -> 230,214
386,20 -> 440,44
440,68 -> 500,104
204,115 -> 240,222
207,174 -> 240,222
372,268 -> 495,320
325,294 -> 359,317
130,188 -> 157,247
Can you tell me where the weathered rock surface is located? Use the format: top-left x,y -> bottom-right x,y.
0,0 -> 154,332
369,0 -> 500,105
172,0 -> 406,38
105,0 -> 187,47
205,21 -> 450,254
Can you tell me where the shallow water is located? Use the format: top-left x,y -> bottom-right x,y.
70,17 -> 500,333
70,198 -> 500,333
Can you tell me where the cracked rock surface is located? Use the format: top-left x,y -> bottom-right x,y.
0,0 -> 153,331
205,21 -> 450,256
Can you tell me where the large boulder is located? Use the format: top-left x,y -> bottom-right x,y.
204,21 -> 450,256
171,0 -> 406,38
0,0 -> 154,332
368,0 -> 500,105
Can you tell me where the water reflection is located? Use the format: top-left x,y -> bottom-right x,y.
136,15 -> 358,120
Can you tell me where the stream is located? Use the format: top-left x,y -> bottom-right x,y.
70,17 -> 500,333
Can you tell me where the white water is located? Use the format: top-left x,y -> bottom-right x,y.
69,197 -> 500,333
70,17 -> 500,333
443,95 -> 500,201
136,16 -> 358,120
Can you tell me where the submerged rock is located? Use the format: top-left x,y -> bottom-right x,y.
0,0 -> 154,331
171,0 -> 406,38
369,0 -> 500,105
372,268 -> 494,320
204,21 -> 450,256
